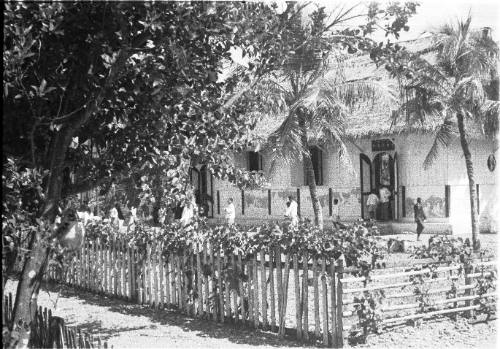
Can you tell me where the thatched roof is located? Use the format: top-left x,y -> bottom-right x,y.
251,36 -> 487,142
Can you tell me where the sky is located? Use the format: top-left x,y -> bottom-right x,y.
270,0 -> 500,42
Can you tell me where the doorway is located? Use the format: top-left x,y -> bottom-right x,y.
360,152 -> 399,220
190,165 -> 214,218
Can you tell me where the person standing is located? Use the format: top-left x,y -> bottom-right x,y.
285,196 -> 298,227
379,186 -> 391,221
366,190 -> 379,220
414,197 -> 427,241
180,194 -> 197,227
224,198 -> 236,225
109,205 -> 119,226
332,198 -> 340,228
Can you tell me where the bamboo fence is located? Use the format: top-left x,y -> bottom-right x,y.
34,239 -> 497,348
3,292 -> 111,349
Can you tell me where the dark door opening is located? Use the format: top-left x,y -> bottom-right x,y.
190,165 -> 213,218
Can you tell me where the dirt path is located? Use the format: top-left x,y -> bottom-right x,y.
5,279 -> 498,349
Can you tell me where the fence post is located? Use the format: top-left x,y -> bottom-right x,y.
335,259 -> 344,348
464,263 -> 474,318
293,253 -> 302,340
321,257 -> 328,346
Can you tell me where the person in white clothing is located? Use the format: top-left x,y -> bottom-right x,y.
366,190 -> 379,220
180,195 -> 197,226
109,206 -> 119,226
284,196 -> 299,226
224,198 -> 236,225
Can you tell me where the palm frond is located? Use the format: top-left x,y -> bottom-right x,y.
423,115 -> 455,169
478,99 -> 500,137
267,111 -> 304,175
319,118 -> 355,175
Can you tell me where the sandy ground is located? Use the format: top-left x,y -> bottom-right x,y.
4,280 -> 498,349
5,233 -> 498,349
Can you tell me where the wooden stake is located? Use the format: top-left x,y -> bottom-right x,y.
269,249 -> 276,332
209,245 -> 216,321
313,255 -> 320,341
238,253 -> 246,324
302,251 -> 309,341
276,247 -> 283,335
218,249 -> 224,322
260,250 -> 268,330
224,254 -> 230,321
253,253 -> 260,329
203,243 -> 209,318
321,256 -> 328,346
158,244 -> 164,308
335,259 -> 344,348
231,253 -> 238,323
331,259 -> 338,347
247,255 -> 254,327
294,254 -> 302,340
197,246 -> 204,317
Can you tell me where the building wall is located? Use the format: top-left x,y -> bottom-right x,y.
212,134 -> 498,233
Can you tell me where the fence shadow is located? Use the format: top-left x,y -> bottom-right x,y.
40,283 -> 305,348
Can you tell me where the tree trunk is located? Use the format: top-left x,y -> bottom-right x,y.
456,113 -> 480,251
9,40 -> 135,348
298,109 -> 323,229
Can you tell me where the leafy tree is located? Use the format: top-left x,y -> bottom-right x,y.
2,2 -> 298,345
253,2 -> 418,228
386,16 -> 499,250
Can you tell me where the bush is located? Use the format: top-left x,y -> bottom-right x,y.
83,218 -> 385,269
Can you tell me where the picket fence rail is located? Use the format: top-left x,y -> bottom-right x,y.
18,238 -> 495,348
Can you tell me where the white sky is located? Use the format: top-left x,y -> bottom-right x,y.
269,0 -> 500,42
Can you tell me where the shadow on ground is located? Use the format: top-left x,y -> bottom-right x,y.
41,281 -> 306,347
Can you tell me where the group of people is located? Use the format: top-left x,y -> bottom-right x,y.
367,189 -> 427,240
365,187 -> 392,221
223,195 -> 343,228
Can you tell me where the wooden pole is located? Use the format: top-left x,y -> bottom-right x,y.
103,241 -> 108,294
191,249 -> 196,317
331,259 -> 338,347
269,249 -> 276,332
335,259 -> 344,347
279,252 -> 291,338
238,253 -> 246,324
128,245 -> 134,301
197,246 -> 204,317
321,256 -> 328,346
218,249 -> 224,322
210,244 -> 216,321
180,250 -> 186,312
253,253 -> 260,329
147,244 -> 152,305
247,255 -> 254,327
83,241 -> 88,290
203,243 -> 209,318
224,254 -> 230,321
302,251 -> 309,341
231,253 -> 238,323
276,247 -> 283,335
165,252 -> 172,306
313,255 -> 320,341
465,263 -> 474,318
260,250 -> 268,330
294,253 -> 302,340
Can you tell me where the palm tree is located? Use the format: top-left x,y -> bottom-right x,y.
257,7 -> 396,229
396,16 -> 499,250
